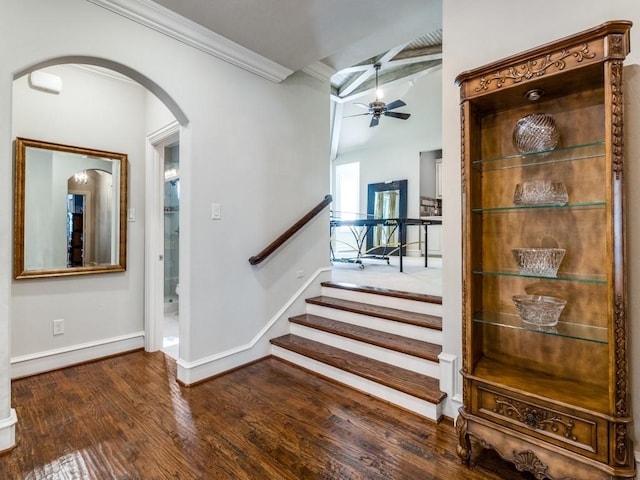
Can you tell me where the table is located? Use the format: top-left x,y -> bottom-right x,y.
329,217 -> 441,272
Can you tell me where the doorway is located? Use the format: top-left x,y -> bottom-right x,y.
66,193 -> 86,267
162,142 -> 180,359
145,121 -> 181,358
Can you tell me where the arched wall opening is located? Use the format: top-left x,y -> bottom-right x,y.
14,56 -> 188,126
10,56 -> 188,379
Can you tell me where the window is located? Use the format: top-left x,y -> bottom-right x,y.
333,162 -> 360,255
334,162 -> 360,220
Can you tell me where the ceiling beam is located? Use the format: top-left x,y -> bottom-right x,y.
391,44 -> 442,60
331,40 -> 442,101
338,68 -> 375,98
386,52 -> 442,68
334,60 -> 441,102
334,44 -> 407,98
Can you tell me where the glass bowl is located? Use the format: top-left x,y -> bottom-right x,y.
512,295 -> 567,327
512,113 -> 560,154
513,180 -> 568,205
512,248 -> 566,277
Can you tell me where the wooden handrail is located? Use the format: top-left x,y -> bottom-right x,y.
249,194 -> 333,265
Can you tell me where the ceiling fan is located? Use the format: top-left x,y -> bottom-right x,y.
348,63 -> 411,128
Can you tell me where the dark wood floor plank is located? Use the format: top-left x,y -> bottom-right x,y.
306,296 -> 443,330
1,351 -> 534,480
322,280 -> 443,305
290,313 -> 442,362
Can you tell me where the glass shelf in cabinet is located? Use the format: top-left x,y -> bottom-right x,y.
472,269 -> 607,284
473,311 -> 608,344
472,201 -> 606,213
471,141 -> 605,171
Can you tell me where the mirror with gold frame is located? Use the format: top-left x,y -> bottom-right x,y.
14,138 -> 128,279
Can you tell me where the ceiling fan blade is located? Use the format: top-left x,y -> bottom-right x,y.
353,103 -> 371,110
344,112 -> 372,118
369,115 -> 380,127
384,111 -> 411,120
384,99 -> 406,111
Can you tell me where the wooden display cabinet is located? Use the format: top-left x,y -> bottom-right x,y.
455,21 -> 635,479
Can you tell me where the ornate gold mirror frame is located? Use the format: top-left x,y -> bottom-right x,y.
14,138 -> 128,279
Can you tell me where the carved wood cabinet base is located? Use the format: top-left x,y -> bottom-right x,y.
456,409 -> 635,480
456,21 -> 635,480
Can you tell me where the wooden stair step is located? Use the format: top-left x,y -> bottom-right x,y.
306,296 -> 442,331
322,281 -> 442,305
290,314 -> 441,362
270,334 -> 446,405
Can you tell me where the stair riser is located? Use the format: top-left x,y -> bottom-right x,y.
320,286 -> 442,316
290,323 -> 440,378
306,304 -> 443,345
272,345 -> 442,422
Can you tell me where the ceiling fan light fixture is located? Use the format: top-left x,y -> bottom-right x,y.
345,62 -> 411,127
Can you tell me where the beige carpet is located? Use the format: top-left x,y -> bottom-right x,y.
331,255 -> 442,296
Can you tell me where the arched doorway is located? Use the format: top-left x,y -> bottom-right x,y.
10,59 -> 188,378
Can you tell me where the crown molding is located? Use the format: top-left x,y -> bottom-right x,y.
87,0 -> 293,83
303,61 -> 335,83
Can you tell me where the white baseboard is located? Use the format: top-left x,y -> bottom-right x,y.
176,267 -> 331,385
10,332 -> 145,379
438,352 -> 457,396
437,352 -> 463,419
0,409 -> 17,453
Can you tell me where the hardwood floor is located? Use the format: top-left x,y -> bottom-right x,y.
1,351 -> 534,479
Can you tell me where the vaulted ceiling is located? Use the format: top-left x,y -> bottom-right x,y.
330,29 -> 442,103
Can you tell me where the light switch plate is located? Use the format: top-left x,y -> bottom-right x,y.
211,203 -> 221,220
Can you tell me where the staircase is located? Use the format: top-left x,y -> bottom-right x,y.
270,281 -> 446,422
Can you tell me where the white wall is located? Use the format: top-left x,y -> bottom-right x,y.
333,69 -> 443,251
182,67 -> 329,362
145,91 -> 177,134
0,0 -> 330,450
442,0 -> 640,460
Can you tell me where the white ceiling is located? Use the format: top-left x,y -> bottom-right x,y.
150,0 -> 442,73
92,0 -> 443,155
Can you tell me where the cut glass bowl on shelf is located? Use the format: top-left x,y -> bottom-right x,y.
512,247 -> 566,277
512,113 -> 560,154
513,180 -> 569,205
512,295 -> 567,327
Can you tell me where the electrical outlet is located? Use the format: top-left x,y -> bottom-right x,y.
53,319 -> 64,336
296,270 -> 304,278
